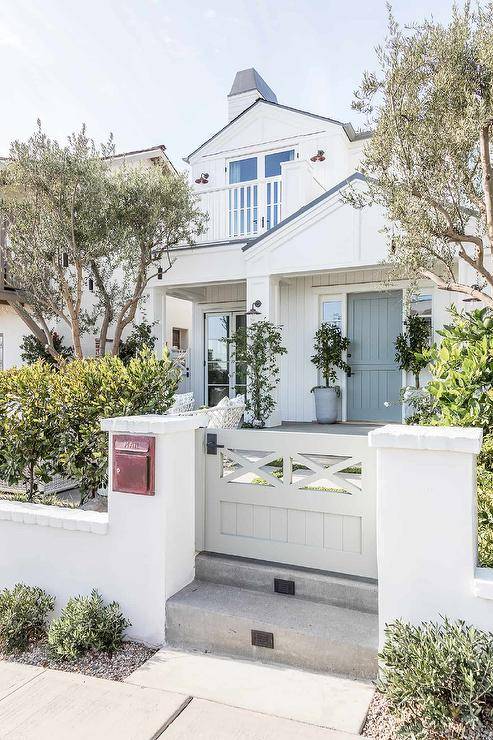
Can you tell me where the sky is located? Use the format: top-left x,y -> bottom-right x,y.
0,0 -> 456,170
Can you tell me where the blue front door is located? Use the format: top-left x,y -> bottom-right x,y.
347,291 -> 402,422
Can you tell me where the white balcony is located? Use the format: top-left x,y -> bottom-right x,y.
194,160 -> 326,245
196,176 -> 282,244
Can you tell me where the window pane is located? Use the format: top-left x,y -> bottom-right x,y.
208,386 -> 229,407
229,157 -> 257,184
322,300 -> 342,329
410,293 -> 432,319
265,149 -> 295,178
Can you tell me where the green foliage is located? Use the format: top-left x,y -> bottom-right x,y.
118,320 -> 157,365
423,307 -> 493,431
55,347 -> 180,502
229,321 -> 287,427
20,332 -> 73,366
0,583 -> 55,653
0,362 -> 59,499
477,465 -> 493,568
311,322 -> 350,388
379,619 -> 493,738
351,6 -> 493,306
47,589 -> 129,659
0,122 -> 206,361
394,314 -> 430,388
0,348 -> 179,503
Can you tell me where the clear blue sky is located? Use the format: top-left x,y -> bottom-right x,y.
0,0 -> 455,169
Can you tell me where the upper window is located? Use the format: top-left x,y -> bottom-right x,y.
229,157 -> 257,184
265,149 -> 295,178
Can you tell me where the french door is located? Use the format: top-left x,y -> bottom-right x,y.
205,312 -> 247,407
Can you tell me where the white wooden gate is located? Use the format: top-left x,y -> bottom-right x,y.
204,428 -> 377,579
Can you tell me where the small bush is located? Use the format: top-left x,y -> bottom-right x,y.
0,583 -> 55,653
48,590 -> 130,659
379,619 -> 493,738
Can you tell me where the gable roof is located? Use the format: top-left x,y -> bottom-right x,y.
242,172 -> 366,251
228,68 -> 277,103
185,99 -> 371,163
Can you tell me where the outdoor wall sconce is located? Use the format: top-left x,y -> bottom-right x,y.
246,300 -> 262,316
310,150 -> 325,162
88,277 -> 94,292
157,266 -> 163,280
195,172 -> 209,184
62,252 -> 69,268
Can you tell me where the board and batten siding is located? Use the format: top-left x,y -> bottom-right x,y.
280,277 -> 319,422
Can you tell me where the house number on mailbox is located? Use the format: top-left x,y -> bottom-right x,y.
112,434 -> 155,495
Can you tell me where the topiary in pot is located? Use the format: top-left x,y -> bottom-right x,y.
310,323 -> 350,424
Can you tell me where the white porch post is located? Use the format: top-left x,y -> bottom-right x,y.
151,286 -> 167,359
246,275 -> 282,427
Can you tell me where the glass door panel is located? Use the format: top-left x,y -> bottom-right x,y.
205,312 -> 247,405
206,314 -> 230,407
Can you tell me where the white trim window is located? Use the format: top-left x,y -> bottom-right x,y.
321,299 -> 343,329
410,293 -> 432,334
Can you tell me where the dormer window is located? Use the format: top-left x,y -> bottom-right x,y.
229,157 -> 257,184
265,149 -> 294,178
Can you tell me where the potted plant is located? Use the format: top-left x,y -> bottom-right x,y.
310,323 -> 350,424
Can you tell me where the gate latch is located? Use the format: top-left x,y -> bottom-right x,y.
206,432 -> 224,455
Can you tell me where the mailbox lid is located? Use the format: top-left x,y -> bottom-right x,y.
114,434 -> 153,454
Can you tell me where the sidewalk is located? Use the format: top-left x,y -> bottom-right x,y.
0,657 -> 371,739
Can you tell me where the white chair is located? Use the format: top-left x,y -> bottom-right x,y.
167,392 -> 195,415
206,395 -> 245,429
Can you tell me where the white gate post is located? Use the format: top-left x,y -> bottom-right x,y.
101,414 -> 207,644
369,425 -> 483,648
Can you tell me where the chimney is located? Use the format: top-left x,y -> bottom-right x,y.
227,68 -> 277,122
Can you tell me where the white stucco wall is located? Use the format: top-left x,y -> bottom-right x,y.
369,425 -> 493,645
0,305 -> 29,369
0,415 -> 207,645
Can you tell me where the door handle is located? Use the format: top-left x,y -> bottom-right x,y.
347,367 -> 352,378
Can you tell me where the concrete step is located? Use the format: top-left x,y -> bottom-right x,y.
195,551 -> 378,614
165,580 -> 378,679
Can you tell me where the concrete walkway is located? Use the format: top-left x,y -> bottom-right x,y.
0,656 -> 372,739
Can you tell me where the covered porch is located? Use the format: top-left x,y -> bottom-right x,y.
150,265 -> 441,426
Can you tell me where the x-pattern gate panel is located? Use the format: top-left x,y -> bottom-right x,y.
205,428 -> 377,579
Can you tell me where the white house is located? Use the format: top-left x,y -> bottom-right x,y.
0,145 -> 192,369
149,68 -> 463,425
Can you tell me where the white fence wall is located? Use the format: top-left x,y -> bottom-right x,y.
0,415 -> 207,645
369,424 -> 493,646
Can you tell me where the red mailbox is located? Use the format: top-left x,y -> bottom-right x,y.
112,434 -> 155,495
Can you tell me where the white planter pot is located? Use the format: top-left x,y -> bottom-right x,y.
312,386 -> 339,424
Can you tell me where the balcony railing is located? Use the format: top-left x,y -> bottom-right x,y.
196,176 -> 283,244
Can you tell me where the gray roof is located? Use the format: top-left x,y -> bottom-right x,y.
242,172 -> 366,251
228,68 -> 277,103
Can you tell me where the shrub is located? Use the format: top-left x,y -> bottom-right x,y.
118,320 -> 157,365
55,346 -> 180,502
422,306 -> 493,430
394,313 -> 430,388
379,619 -> 493,738
228,321 -> 286,427
0,362 -> 59,499
48,590 -> 130,659
20,332 -> 73,366
0,583 -> 55,653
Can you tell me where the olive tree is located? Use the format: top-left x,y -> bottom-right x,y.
0,123 -> 206,361
351,4 -> 493,305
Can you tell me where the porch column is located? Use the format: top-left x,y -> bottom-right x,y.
246,275 -> 282,427
151,286 -> 167,359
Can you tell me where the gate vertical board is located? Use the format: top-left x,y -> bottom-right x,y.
204,428 -> 377,579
